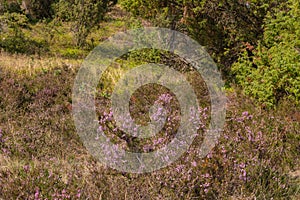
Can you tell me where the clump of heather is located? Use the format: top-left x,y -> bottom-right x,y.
0,58 -> 299,199
95,96 -> 299,199
97,93 -> 208,153
127,108 -> 298,199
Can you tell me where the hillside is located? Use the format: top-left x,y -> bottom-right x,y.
0,1 -> 299,199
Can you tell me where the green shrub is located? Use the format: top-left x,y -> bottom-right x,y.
0,0 -> 22,14
0,33 -> 48,54
120,0 -> 285,77
0,12 -> 28,29
59,48 -> 87,59
24,0 -> 58,20
0,12 -> 48,54
232,0 -> 300,107
55,0 -> 117,47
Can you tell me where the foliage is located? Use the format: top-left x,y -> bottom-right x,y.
59,48 -> 87,59
24,0 -> 58,20
0,11 -> 28,30
55,0 -> 116,47
0,0 -> 57,20
0,0 -> 23,14
0,12 -> 48,54
1,0 -> 117,49
232,0 -> 300,107
120,0 -> 285,76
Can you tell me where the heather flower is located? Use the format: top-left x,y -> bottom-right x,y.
98,125 -> 103,132
76,190 -> 81,198
158,93 -> 172,104
34,188 -> 40,200
206,152 -> 212,159
256,131 -> 263,141
202,173 -> 210,178
48,171 -> 53,178
242,111 -> 249,116
245,126 -> 255,142
239,169 -> 247,182
175,164 -> 184,172
204,183 -> 210,188
153,137 -> 165,145
143,145 -> 152,152
221,146 -> 227,154
191,161 -> 197,167
0,132 -> 3,143
23,165 -> 30,172
202,182 -> 210,193
239,163 -> 246,169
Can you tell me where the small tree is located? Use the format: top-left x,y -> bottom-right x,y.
56,0 -> 116,47
232,0 -> 300,107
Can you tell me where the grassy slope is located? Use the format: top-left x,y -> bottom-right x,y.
0,6 -> 299,200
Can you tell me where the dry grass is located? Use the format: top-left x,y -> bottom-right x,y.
0,51 -> 82,76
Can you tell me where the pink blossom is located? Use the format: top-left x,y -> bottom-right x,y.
191,161 -> 197,167
34,188 -> 40,200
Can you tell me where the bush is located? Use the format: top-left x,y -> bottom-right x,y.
232,0 -> 300,107
0,33 -> 48,54
0,12 -> 48,54
120,0 -> 285,77
20,0 -> 58,20
0,0 -> 22,14
55,0 -> 117,47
